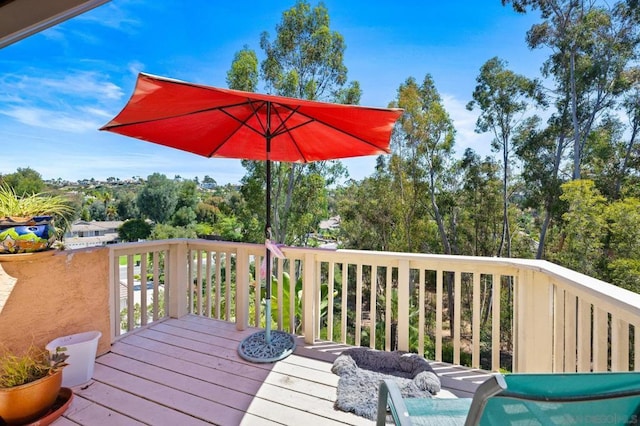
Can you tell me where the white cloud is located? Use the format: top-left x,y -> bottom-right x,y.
128,61 -> 145,77
2,107 -> 102,133
442,93 -> 494,158
0,70 -> 124,134
74,2 -> 142,34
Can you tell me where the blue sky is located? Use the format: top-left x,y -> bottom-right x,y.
0,0 -> 548,184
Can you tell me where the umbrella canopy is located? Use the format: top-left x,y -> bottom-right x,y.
101,72 -> 403,362
100,73 -> 402,163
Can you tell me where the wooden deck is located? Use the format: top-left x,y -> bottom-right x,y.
53,316 -> 490,425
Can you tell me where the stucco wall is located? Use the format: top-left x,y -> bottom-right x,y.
0,247 -> 111,356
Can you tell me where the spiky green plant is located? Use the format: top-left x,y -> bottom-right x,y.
0,184 -> 73,219
0,346 -> 68,388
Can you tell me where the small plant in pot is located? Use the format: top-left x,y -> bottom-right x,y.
0,184 -> 73,254
0,346 -> 69,424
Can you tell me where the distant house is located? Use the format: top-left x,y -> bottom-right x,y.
318,216 -> 340,231
63,220 -> 123,249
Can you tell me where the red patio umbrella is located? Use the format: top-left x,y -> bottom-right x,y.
100,73 -> 403,362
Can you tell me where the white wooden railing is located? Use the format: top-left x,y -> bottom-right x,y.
109,239 -> 640,373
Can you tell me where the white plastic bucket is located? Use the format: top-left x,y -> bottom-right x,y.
46,330 -> 101,387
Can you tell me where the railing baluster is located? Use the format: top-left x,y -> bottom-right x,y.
126,254 -> 134,332
576,298 -> 591,372
327,261 -> 335,342
370,264 -> 378,349
315,258 -> 322,338
397,260 -> 410,351
385,266 -> 392,352
341,262 -> 348,344
472,271 -> 480,369
225,251 -> 231,321
206,250 -> 212,318
435,269 -> 443,362
453,271 -> 461,365
593,308 -> 608,371
140,251 -> 148,326
288,258 -> 296,334
491,273 -> 500,371
611,315 -> 630,371
253,255 -> 258,327
355,263 -> 363,347
152,251 -> 160,321
215,251 -> 221,319
418,268 -> 425,357
564,293 -> 577,372
277,257 -> 284,330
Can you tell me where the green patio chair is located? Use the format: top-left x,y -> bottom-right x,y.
377,372 -> 640,425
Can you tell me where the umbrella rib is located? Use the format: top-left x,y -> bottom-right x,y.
293,107 -> 393,154
269,104 -> 310,162
206,100 -> 270,157
100,100 -> 263,130
267,102 -> 393,160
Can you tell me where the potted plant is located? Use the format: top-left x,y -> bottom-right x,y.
0,184 -> 73,254
0,346 -> 68,424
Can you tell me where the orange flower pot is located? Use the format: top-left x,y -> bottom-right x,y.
0,370 -> 62,425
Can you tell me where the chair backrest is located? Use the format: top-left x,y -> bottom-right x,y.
477,372 -> 640,425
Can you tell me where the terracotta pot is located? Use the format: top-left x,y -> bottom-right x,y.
0,370 -> 62,425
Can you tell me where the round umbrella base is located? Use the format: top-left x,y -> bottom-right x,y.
238,330 -> 296,363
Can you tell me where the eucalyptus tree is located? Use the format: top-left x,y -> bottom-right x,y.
457,149 -> 503,257
389,75 -> 456,254
226,1 -> 356,245
616,67 -> 640,197
503,0 -> 640,180
514,113 -> 569,259
467,57 -> 545,257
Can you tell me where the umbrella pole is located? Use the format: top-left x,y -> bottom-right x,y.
238,101 -> 295,363
264,152 -> 272,344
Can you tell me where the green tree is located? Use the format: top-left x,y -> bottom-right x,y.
514,115 -> 568,259
467,57 -> 544,257
149,223 -> 197,240
457,149 -> 503,257
391,75 -> 456,254
116,190 -> 139,220
137,173 -> 178,224
504,0 -> 640,179
226,46 -> 258,92
616,67 -> 640,197
118,219 -> 152,242
337,163 -> 396,251
227,0 -> 354,244
87,200 -> 106,221
1,167 -> 45,195
551,179 -> 606,276
171,180 -> 199,226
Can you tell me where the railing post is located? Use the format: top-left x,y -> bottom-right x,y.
397,259 -> 410,351
514,269 -> 554,372
167,242 -> 188,318
235,247 -> 250,331
302,252 -> 316,344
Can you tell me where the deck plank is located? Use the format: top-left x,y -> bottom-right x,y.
54,315 -> 487,425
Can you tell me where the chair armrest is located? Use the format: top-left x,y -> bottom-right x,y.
377,379 -> 411,426
464,374 -> 507,426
